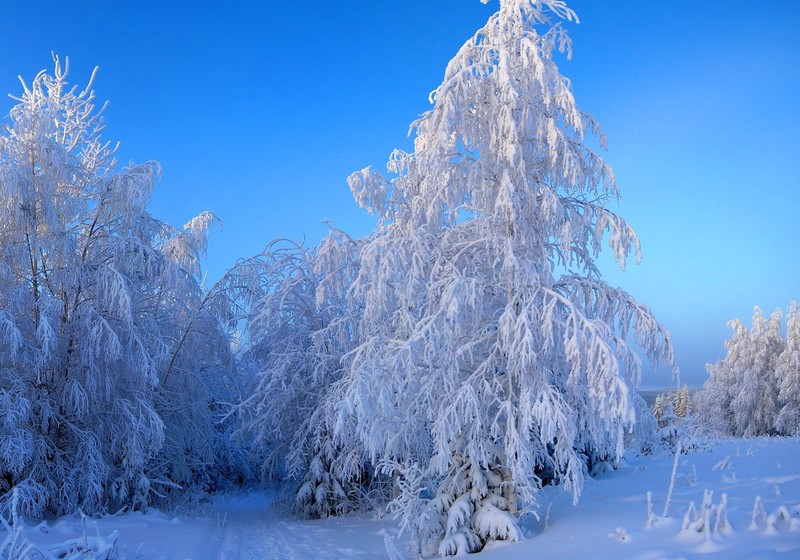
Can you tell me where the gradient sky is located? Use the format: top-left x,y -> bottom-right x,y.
1,1 -> 798,387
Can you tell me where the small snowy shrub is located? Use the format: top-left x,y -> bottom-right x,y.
0,487 -> 119,560
680,490 -> 730,540
749,495 -> 767,530
435,455 -> 520,556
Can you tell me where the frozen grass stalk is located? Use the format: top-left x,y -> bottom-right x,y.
662,439 -> 682,517
749,495 -> 766,530
645,491 -> 655,527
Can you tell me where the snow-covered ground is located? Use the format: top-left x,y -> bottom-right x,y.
6,437 -> 800,559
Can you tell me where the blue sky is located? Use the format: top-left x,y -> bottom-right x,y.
1,1 -> 798,387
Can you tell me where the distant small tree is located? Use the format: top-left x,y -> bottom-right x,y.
674,386 -> 692,418
653,386 -> 692,425
651,387 -> 695,452
652,394 -> 667,422
658,402 -> 682,451
775,301 -> 800,435
697,305 -> 789,437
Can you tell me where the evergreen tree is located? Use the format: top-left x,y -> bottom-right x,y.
674,386 -> 692,418
653,393 -> 668,423
658,402 -> 682,451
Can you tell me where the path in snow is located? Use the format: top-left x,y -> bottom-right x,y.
214,493 -> 398,560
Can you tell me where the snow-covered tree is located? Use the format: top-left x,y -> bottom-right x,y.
0,58 -> 238,516
697,306 -> 786,437
775,301 -> 800,435
653,387 -> 691,424
697,320 -> 747,434
651,386 -> 704,453
626,392 -> 658,455
338,0 -> 674,554
674,386 -> 692,418
657,402 -> 682,451
235,230 -> 371,517
731,308 -> 783,436
652,393 -> 668,421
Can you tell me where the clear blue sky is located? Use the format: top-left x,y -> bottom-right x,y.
2,1 -> 798,387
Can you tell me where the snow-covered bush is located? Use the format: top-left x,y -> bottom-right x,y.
1,488 -> 119,560
336,0 -> 674,554
0,57 -> 241,515
697,303 -> 798,436
680,490 -> 730,541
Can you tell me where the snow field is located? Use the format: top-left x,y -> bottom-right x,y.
4,437 -> 798,559
496,437 -> 800,560
3,508 -> 218,560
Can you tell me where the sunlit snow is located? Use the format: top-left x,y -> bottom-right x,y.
5,437 -> 799,559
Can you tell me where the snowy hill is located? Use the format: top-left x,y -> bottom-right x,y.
4,437 -> 799,559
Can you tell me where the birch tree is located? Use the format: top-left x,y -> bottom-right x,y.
235,230 -> 369,517
0,58 -> 238,516
775,301 -> 800,434
339,0 -> 674,554
730,308 -> 783,436
698,306 -> 787,437
697,319 -> 748,434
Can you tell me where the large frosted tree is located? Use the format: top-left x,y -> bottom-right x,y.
339,0 -> 674,555
0,58 -> 241,516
